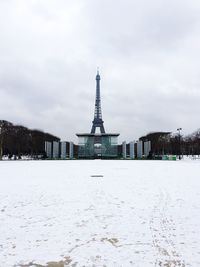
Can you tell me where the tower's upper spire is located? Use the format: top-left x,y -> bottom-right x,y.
96,68 -> 100,79
91,70 -> 106,134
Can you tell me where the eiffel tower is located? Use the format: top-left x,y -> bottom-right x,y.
76,70 -> 119,158
91,70 -> 106,134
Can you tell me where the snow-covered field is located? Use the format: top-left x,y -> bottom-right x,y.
0,160 -> 200,267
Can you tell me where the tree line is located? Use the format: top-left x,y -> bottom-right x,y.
0,120 -> 60,159
139,129 -> 200,156
1,119 -> 200,159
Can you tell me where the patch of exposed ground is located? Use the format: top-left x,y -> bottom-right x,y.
17,256 -> 73,267
101,237 -> 119,247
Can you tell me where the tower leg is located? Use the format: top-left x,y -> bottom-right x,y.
100,125 -> 105,134
91,125 -> 95,134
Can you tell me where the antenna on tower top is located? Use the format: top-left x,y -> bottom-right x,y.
97,67 -> 99,75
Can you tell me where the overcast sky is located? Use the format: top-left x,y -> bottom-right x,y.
0,0 -> 200,142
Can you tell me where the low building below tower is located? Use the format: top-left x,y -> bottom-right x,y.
76,133 -> 119,159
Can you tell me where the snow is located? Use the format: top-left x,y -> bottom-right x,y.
0,160 -> 200,267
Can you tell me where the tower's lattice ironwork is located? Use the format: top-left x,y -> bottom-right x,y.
91,71 -> 105,134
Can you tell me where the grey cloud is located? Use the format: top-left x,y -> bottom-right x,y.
0,0 -> 200,142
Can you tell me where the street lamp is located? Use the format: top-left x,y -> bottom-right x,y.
177,128 -> 182,160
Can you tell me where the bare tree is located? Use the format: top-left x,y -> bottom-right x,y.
0,120 -> 13,160
139,132 -> 171,156
0,120 -> 60,159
